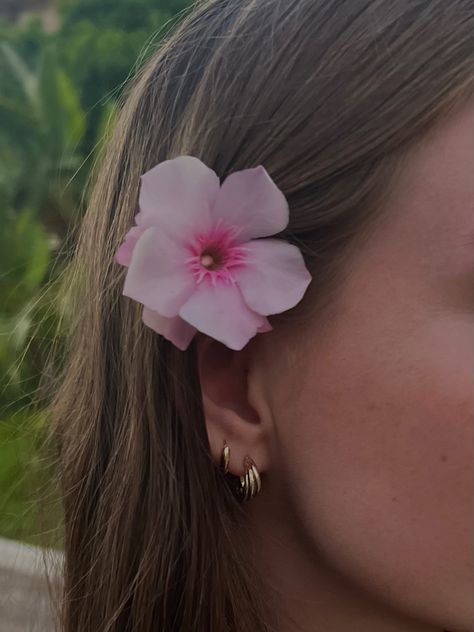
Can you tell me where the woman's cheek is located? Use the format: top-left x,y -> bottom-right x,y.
274,313 -> 474,624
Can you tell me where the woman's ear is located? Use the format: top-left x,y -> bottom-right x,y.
195,333 -> 271,477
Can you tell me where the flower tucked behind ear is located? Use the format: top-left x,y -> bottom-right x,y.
116,156 -> 312,351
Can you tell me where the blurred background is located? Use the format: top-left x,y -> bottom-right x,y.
0,0 -> 191,550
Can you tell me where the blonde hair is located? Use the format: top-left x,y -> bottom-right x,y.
50,1 -> 474,630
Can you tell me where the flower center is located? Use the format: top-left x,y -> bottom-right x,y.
200,254 -> 215,267
185,222 -> 248,286
200,247 -> 224,271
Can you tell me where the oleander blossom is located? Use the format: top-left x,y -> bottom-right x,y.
115,156 -> 312,351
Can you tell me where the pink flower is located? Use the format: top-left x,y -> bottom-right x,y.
116,156 -> 312,351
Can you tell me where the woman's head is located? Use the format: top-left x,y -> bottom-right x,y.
216,98 -> 473,631
52,1 -> 474,631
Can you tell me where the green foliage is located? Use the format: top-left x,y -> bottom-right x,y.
0,210 -> 51,409
59,0 -> 190,30
57,0 -> 191,149
0,15 -> 47,82
58,21 -> 150,120
0,0 -> 192,413
0,0 -> 192,544
0,410 -> 62,546
0,210 -> 50,316
0,38 -> 88,411
0,414 -> 40,543
38,46 -> 86,156
0,42 -> 87,222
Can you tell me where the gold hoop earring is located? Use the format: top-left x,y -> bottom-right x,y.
221,440 -> 230,474
220,442 -> 262,502
238,455 -> 261,502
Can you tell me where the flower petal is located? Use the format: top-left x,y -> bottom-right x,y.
179,281 -> 269,350
142,307 -> 197,350
116,226 -> 146,267
234,239 -> 312,315
212,166 -> 289,241
123,226 -> 195,317
257,319 -> 273,333
137,156 -> 219,242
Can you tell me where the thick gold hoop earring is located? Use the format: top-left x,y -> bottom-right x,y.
238,455 -> 261,502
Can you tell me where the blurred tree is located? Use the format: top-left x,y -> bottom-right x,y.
0,16 -> 47,97
57,0 -> 191,149
0,209 -> 51,409
0,42 -> 85,409
59,0 -> 190,30
0,0 -> 192,543
0,1 -> 191,413
0,41 -> 117,410
0,42 -> 86,234
0,0 -> 51,22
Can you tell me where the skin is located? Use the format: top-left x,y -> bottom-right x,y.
198,100 -> 474,632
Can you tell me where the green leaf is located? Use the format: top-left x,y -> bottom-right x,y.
0,42 -> 38,109
14,211 -> 51,290
38,45 -> 86,155
93,99 -> 117,159
55,66 -> 86,147
0,209 -> 51,316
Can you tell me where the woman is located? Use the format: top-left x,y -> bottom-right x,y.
51,0 -> 474,630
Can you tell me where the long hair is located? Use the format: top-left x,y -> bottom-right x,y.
50,1 -> 474,630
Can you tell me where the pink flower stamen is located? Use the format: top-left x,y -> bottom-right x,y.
200,254 -> 215,268
185,220 -> 249,286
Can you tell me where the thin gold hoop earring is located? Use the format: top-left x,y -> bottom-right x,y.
221,440 -> 230,474
238,455 -> 261,502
